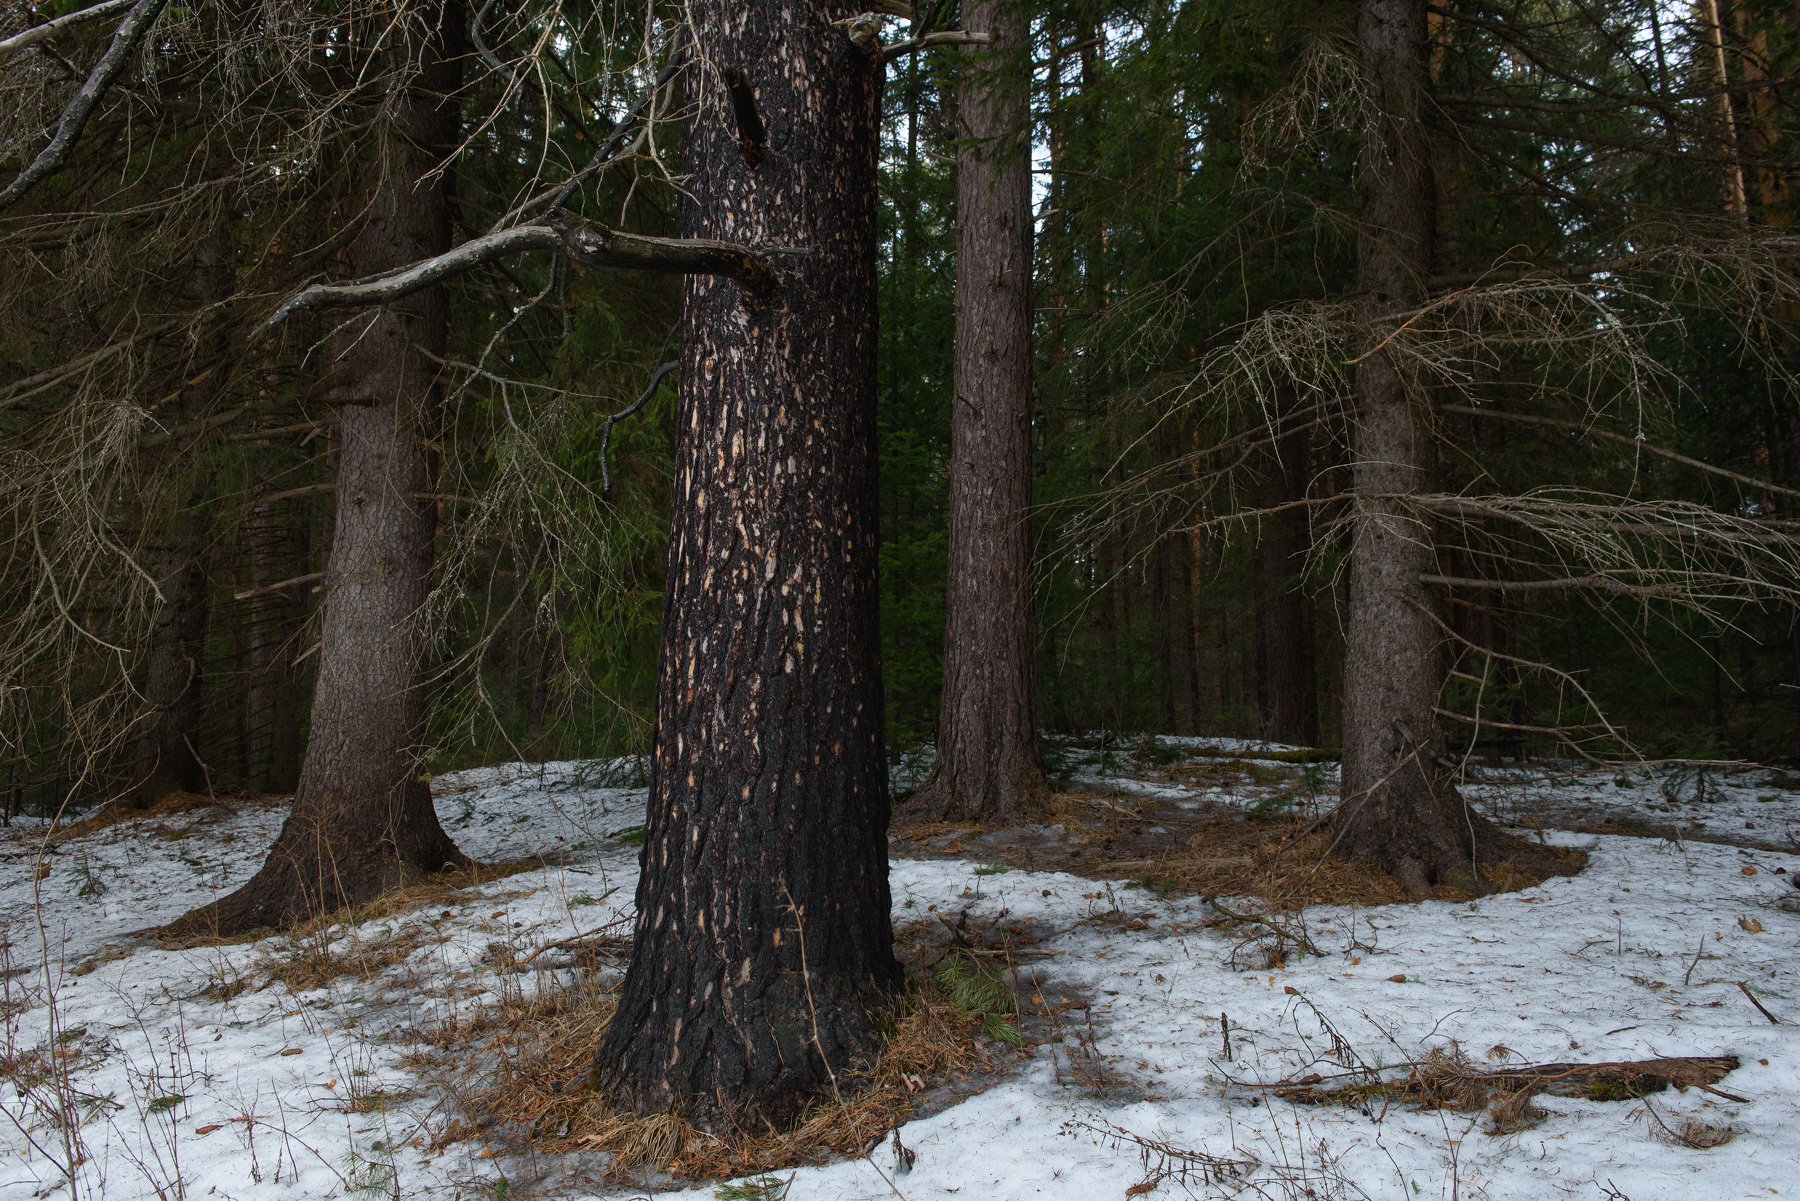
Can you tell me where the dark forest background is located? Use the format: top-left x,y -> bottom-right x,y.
4,0 -> 1798,817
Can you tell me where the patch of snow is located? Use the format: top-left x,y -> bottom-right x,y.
2,754 -> 1796,1200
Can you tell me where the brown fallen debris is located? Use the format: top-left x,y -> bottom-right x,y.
1276,1053 -> 1746,1108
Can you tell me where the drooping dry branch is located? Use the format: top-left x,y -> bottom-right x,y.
0,0 -> 134,58
266,224 -> 560,326
1422,572 -> 1688,597
546,59 -> 683,214
0,0 -> 170,213
266,213 -> 777,328
1443,402 -> 1800,505
883,29 -> 991,61
600,360 -> 678,495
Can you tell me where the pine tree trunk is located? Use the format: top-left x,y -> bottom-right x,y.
907,0 -> 1048,822
591,1 -> 900,1131
165,0 -> 465,936
1260,412 -> 1319,746
118,232 -> 230,808
244,475 -> 306,794
1334,0 -> 1538,896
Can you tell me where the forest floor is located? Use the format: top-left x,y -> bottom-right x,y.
2,739 -> 1798,1201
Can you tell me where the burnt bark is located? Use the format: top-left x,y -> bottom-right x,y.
906,0 -> 1048,822
590,1 -> 900,1131
117,232 -> 231,808
165,0 -> 465,936
1334,0 -> 1540,895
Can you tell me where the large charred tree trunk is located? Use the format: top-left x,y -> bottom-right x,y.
1334,0 -> 1536,895
590,2 -> 900,1131
166,0 -> 464,937
907,0 -> 1048,822
118,232 -> 232,808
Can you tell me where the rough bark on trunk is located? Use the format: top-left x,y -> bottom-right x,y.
117,232 -> 231,808
906,0 -> 1048,822
244,474 -> 307,794
122,507 -> 211,805
1259,414 -> 1319,747
591,1 -> 900,1131
1334,0 -> 1541,896
165,0 -> 464,936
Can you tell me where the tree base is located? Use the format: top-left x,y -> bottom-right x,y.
1330,779 -> 1573,900
901,755 -> 1051,826
592,967 -> 896,1134
159,782 -> 467,940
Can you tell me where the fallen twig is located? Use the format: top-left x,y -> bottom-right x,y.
1208,898 -> 1325,958
1737,980 -> 1783,1025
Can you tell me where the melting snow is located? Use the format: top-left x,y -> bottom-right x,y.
1,751 -> 1796,1200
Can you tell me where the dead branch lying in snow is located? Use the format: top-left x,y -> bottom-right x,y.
1274,1053 -> 1746,1106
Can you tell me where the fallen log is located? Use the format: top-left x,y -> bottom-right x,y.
1276,1054 -> 1745,1107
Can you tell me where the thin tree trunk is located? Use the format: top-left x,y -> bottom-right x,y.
1334,0 -> 1543,895
908,0 -> 1048,821
524,590 -> 568,746
166,0 -> 465,936
1703,0 -> 1751,222
1260,412 -> 1319,746
118,231 -> 231,808
592,2 -> 900,1131
244,467 -> 306,794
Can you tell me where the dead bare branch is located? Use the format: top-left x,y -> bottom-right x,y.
0,0 -> 135,59
265,214 -> 777,329
0,0 -> 170,213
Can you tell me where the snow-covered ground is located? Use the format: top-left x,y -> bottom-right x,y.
2,750 -> 1797,1200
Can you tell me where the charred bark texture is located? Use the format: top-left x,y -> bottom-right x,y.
1335,0 -> 1538,895
907,0 -> 1048,822
590,1 -> 900,1132
117,232 -> 230,809
165,0 -> 465,936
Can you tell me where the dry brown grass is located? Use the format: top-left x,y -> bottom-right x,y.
897,786 -> 1586,911
429,938 -> 1011,1186
1484,1087 -> 1549,1135
257,920 -> 439,992
1278,1049 -> 1745,1143
158,860 -> 541,952
1634,1098 -> 1735,1148
44,789 -> 259,844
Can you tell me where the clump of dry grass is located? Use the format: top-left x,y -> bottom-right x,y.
257,920 -> 437,992
349,860 -> 542,922
1634,1098 -> 1735,1148
432,957 -> 1009,1185
156,860 -> 539,960
1483,1088 -> 1548,1135
1409,1042 -> 1490,1110
202,862 -> 544,991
